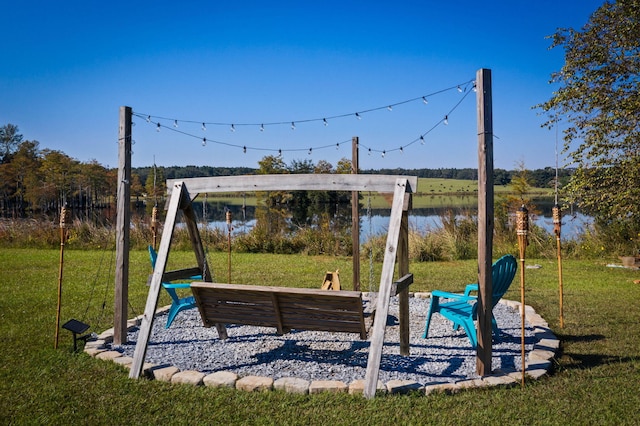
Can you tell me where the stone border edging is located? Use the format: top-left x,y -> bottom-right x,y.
85,295 -> 558,396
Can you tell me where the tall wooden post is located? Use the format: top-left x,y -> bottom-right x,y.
54,205 -> 69,349
351,137 -> 360,291
476,68 -> 494,375
114,106 -> 132,345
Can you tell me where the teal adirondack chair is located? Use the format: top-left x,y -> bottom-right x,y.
148,245 -> 201,328
423,254 -> 517,348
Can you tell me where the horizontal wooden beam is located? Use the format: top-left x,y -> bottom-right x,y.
166,174 -> 418,195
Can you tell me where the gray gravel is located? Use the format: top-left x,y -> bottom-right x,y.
112,295 -> 534,384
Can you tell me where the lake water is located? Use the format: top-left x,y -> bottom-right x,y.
207,209 -> 593,243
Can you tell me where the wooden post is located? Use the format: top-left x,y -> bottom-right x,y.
398,194 -> 411,356
364,178 -> 407,399
114,106 -> 132,345
352,137 -> 360,291
476,68 -> 494,375
516,205 -> 529,388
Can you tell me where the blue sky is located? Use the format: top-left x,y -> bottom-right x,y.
2,1 -> 604,171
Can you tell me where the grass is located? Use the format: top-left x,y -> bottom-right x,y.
2,248 -> 640,424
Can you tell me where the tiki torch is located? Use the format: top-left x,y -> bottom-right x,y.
553,205 -> 565,328
55,205 -> 69,349
226,209 -> 233,283
516,204 -> 529,388
151,205 -> 158,251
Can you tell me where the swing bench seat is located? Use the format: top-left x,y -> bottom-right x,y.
191,282 -> 368,339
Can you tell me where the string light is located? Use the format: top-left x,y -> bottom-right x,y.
133,78 -> 476,159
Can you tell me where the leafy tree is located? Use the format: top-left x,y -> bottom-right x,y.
538,0 -> 640,221
0,124 -> 23,164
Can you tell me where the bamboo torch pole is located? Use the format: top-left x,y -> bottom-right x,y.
516,204 -> 529,388
226,209 -> 233,283
54,205 -> 69,349
553,205 -> 565,328
151,205 -> 158,251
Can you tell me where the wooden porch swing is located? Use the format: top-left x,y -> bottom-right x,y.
129,173 -> 417,399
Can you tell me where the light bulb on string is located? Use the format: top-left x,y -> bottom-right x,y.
231,124 -> 235,132
381,150 -> 386,158
387,106 -> 392,111
422,97 -> 428,105
336,143 -> 340,150
146,115 -> 151,123
323,118 -> 328,127
368,148 -> 372,156
156,123 -> 161,132
444,115 -> 449,125
457,85 -> 463,93
399,147 -> 404,154
278,149 -> 282,157
472,82 -> 478,92
308,148 -> 312,155
420,135 -> 425,145
260,124 -> 264,132
356,112 -> 362,120
202,122 -> 206,131
243,146 -> 247,153
173,120 -> 178,128
202,137 -> 207,146
291,122 -> 296,130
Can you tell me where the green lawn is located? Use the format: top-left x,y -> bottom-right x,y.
2,248 -> 639,424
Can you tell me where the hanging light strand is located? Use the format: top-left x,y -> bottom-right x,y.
138,79 -> 475,130
131,78 -> 476,158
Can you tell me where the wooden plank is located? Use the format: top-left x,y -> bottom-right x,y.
364,178 -> 408,399
398,207 -> 410,356
476,68 -> 494,375
166,174 -> 418,195
130,182 -> 185,378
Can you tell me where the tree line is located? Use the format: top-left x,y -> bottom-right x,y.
1,123 -> 569,220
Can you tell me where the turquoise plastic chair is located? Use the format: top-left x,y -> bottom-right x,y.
423,254 -> 517,348
148,245 -> 201,328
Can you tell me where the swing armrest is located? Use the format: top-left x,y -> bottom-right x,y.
162,268 -> 203,282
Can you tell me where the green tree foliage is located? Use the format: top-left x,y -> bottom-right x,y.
539,0 -> 640,222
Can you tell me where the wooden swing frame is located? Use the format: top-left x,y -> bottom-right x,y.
129,173 -> 417,399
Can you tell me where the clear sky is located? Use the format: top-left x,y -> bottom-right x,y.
2,1 -> 604,171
